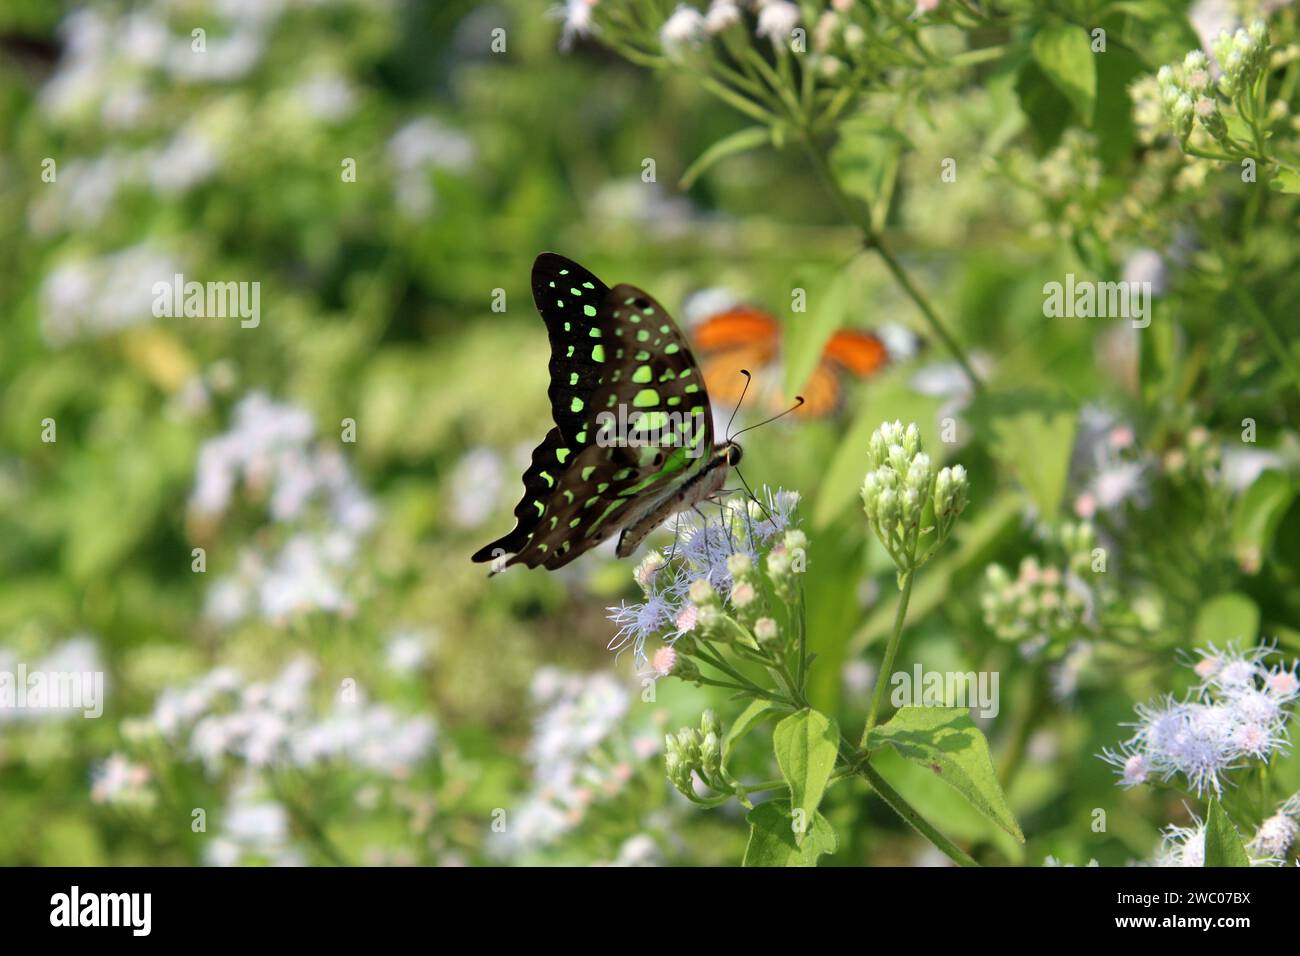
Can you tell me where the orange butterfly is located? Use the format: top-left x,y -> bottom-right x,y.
691,305 -> 901,418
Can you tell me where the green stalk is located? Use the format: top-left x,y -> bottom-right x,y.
861,568 -> 915,744
798,131 -> 985,393
858,761 -> 979,866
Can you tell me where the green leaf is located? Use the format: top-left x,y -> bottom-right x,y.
1194,593 -> 1260,647
979,391 -> 1077,521
782,264 -> 852,399
830,114 -> 908,231
1092,46 -> 1143,169
772,709 -> 839,842
1015,60 -> 1071,152
679,125 -> 771,189
723,699 -> 778,765
867,707 -> 1024,842
1031,22 -> 1097,124
742,800 -> 837,866
1204,800 -> 1251,867
1232,469 -> 1295,572
1267,167 -> 1300,194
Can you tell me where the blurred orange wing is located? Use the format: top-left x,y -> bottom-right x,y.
822,330 -> 889,377
692,306 -> 781,354
790,360 -> 844,417
693,306 -> 781,412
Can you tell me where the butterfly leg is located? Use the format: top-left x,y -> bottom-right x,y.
666,511 -> 686,563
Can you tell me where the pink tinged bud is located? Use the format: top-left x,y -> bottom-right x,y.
675,604 -> 698,633
652,645 -> 677,676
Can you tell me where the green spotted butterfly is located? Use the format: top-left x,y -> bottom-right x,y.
472,253 -> 744,573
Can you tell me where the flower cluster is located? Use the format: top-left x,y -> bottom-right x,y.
664,710 -> 723,799
140,659 -> 437,778
192,392 -> 378,626
1069,407 -> 1150,520
1153,805 -> 1291,868
1101,643 -> 1300,798
1155,22 -> 1276,164
606,487 -> 800,665
981,556 -> 1092,648
860,420 -> 968,575
493,668 -> 662,855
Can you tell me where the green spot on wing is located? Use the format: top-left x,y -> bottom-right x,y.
632,366 -> 653,383
632,389 -> 660,408
591,344 -> 605,362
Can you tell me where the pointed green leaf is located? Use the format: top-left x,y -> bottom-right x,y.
679,126 -> 771,189
742,800 -> 837,866
867,707 -> 1024,842
1031,22 -> 1097,124
979,391 -> 1076,521
773,709 -> 839,843
1204,800 -> 1251,867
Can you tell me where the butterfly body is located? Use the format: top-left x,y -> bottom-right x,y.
613,440 -> 741,558
473,254 -> 732,573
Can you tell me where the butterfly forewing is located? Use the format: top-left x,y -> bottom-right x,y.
476,264 -> 717,572
531,252 -> 612,448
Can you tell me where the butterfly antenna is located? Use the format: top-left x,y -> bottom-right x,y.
732,464 -> 774,526
723,369 -> 753,441
728,395 -> 806,441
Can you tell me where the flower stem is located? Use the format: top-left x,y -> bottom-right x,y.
861,568 -> 915,745
858,761 -> 979,866
872,238 -> 984,393
798,131 -> 984,393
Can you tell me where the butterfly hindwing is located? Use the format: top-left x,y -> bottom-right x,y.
469,426 -> 570,564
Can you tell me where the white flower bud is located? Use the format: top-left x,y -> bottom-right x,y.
726,552 -> 753,579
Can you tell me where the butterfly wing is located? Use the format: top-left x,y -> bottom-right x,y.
785,330 -> 890,417
693,306 -> 780,413
477,269 -> 716,572
471,254 -> 612,564
823,329 -> 889,377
